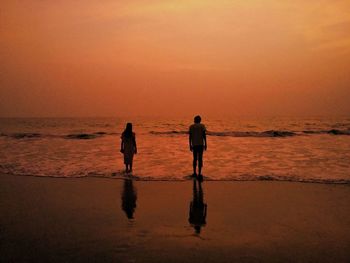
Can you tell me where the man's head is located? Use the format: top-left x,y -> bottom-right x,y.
194,115 -> 201,124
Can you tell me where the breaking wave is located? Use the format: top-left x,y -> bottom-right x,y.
64,132 -> 106,140
2,133 -> 43,139
1,170 -> 349,185
0,129 -> 349,140
149,129 -> 350,137
208,130 -> 297,137
0,132 -> 118,140
326,129 -> 350,135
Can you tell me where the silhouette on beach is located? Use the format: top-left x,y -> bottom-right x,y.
189,178 -> 207,234
121,179 -> 137,219
120,123 -> 137,173
189,115 -> 207,181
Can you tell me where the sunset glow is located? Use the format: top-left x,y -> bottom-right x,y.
1,0 -> 350,117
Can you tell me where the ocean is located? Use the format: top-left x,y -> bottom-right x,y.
0,117 -> 349,183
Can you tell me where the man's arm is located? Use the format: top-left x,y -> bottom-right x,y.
203,130 -> 207,151
189,126 -> 193,151
189,132 -> 193,152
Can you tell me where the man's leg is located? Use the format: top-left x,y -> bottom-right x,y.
198,147 -> 203,177
193,148 -> 198,175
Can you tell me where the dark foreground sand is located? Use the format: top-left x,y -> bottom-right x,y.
0,174 -> 349,263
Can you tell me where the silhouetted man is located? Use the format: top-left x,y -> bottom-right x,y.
189,115 -> 207,180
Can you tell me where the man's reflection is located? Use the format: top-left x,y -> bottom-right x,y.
122,179 -> 137,219
189,179 -> 207,234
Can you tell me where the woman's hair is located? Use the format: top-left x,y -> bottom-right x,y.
123,122 -> 133,138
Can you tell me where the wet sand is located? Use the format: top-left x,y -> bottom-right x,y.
0,174 -> 349,262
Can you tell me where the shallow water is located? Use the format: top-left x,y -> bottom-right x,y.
0,117 -> 349,183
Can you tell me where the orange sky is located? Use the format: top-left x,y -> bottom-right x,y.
1,0 -> 350,117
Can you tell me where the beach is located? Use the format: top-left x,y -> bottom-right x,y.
1,174 -> 349,262
2,0 -> 350,261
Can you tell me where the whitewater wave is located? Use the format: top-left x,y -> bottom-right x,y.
0,132 -> 118,140
1,133 -> 43,139
326,129 -> 350,135
149,129 -> 350,137
1,129 -> 349,140
149,130 -> 187,135
1,169 -> 349,184
208,130 -> 297,137
64,132 -> 106,140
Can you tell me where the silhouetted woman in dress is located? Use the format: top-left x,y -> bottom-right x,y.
120,123 -> 137,173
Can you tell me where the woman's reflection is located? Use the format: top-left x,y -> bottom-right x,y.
122,179 -> 137,219
189,178 -> 207,234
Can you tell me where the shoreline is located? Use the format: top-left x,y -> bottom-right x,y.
1,174 -> 350,262
3,172 -> 350,185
